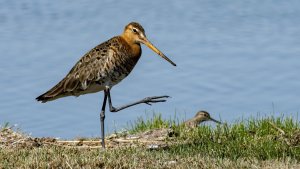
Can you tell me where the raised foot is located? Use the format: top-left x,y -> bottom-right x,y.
109,95 -> 171,113
142,95 -> 170,105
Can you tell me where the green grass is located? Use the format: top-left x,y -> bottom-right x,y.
129,114 -> 300,160
1,114 -> 300,168
128,113 -> 174,133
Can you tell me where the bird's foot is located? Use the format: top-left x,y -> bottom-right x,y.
142,96 -> 170,106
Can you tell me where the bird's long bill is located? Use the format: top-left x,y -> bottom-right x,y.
210,117 -> 222,124
142,38 -> 176,66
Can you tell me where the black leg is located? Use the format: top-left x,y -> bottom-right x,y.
100,89 -> 108,148
106,88 -> 170,113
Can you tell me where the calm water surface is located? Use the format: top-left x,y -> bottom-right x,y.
1,0 -> 300,138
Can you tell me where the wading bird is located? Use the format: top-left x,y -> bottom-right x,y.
36,22 -> 176,148
184,111 -> 221,128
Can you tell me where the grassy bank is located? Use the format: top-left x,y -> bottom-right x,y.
1,114 -> 300,168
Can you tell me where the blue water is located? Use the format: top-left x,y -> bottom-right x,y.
1,0 -> 300,138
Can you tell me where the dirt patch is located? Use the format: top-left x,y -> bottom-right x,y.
0,127 -> 175,150
2,123 -> 299,150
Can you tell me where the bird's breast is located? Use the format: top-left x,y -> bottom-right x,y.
97,37 -> 142,87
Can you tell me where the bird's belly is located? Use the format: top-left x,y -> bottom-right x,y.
98,61 -> 133,86
78,70 -> 128,95
74,84 -> 106,96
98,70 -> 129,88
76,75 -> 127,96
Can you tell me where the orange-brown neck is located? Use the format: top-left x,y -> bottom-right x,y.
120,34 -> 141,58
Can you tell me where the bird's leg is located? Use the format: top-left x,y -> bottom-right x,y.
106,88 -> 170,113
100,89 -> 108,148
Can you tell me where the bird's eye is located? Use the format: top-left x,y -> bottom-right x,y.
132,28 -> 138,33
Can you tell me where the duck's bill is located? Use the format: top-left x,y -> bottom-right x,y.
210,117 -> 222,124
142,38 -> 176,66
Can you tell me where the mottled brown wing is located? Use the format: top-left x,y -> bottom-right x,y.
36,38 -> 116,102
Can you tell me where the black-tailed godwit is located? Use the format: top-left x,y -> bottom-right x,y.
36,22 -> 176,148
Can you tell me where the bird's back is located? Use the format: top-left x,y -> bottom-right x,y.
36,36 -> 141,102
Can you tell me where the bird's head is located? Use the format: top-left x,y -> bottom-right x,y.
195,111 -> 221,124
122,22 -> 176,66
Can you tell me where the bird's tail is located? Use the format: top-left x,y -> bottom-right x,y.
36,80 -> 66,103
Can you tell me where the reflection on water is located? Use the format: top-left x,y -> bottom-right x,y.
1,0 -> 300,138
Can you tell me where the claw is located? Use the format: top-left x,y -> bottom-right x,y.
150,96 -> 170,99
142,95 -> 169,106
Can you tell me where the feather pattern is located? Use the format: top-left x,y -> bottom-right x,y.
36,36 -> 141,102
